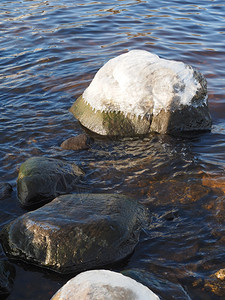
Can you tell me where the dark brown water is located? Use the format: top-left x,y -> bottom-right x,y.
1,0 -> 225,299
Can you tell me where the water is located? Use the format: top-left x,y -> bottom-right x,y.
1,0 -> 225,299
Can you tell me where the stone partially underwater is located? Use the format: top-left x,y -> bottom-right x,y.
51,270 -> 160,300
0,194 -> 145,274
17,157 -> 84,207
70,50 -> 212,136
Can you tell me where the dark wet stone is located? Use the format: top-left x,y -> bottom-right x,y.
0,194 -> 145,274
162,209 -> 179,221
17,157 -> 84,207
0,183 -> 13,200
151,68 -> 211,135
60,134 -> 91,151
150,104 -> 212,135
0,260 -> 15,296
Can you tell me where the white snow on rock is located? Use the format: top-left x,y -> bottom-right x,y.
83,49 -> 205,117
51,269 -> 160,300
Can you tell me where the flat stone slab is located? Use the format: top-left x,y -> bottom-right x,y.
0,194 -> 145,274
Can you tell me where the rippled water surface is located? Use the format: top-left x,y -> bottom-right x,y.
1,0 -> 225,299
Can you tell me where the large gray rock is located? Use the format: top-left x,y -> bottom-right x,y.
51,270 -> 160,300
0,194 -> 145,274
17,157 -> 84,207
70,50 -> 211,136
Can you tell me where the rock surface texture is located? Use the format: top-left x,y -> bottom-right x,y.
0,194 -> 145,274
51,269 -> 160,300
17,157 -> 84,207
60,134 -> 90,151
70,50 -> 211,136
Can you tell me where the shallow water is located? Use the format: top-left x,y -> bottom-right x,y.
1,0 -> 225,299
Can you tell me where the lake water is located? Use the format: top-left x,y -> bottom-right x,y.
1,0 -> 225,299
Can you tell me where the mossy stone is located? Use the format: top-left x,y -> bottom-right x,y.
17,157 -> 84,207
70,95 -> 151,137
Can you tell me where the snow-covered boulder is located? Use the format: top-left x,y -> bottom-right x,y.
51,269 -> 160,300
70,50 -> 211,136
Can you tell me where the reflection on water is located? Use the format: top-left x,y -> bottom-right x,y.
1,0 -> 225,299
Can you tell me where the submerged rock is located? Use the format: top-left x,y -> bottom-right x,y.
17,157 -> 84,207
70,50 -> 211,136
0,194 -> 145,274
202,174 -> 225,195
60,134 -> 91,151
51,269 -> 160,300
204,269 -> 225,297
0,260 -> 15,297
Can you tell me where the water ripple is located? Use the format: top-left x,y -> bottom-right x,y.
1,1 -> 225,299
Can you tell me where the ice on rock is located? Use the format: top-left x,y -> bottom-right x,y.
83,50 -> 205,117
70,49 -> 211,136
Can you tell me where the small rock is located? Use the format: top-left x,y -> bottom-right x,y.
17,157 -> 84,207
162,209 -> 179,221
0,193 -> 145,274
0,183 -> 13,200
51,269 -> 160,300
60,134 -> 90,151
